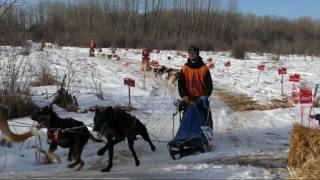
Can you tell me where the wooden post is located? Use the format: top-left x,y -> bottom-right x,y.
227,67 -> 229,80
257,71 -> 261,84
128,86 -> 131,107
301,105 -> 304,125
278,67 -> 287,96
281,75 -> 284,96
124,78 -> 135,107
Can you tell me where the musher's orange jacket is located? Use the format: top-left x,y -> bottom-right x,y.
178,56 -> 213,101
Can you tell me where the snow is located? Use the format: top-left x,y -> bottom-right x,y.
1,44 -> 318,178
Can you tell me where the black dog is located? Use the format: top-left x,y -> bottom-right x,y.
156,66 -> 167,77
93,106 -> 156,172
31,105 -> 102,170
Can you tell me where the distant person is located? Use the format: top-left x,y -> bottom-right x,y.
40,37 -> 45,51
89,40 -> 96,57
142,47 -> 151,70
178,46 -> 213,128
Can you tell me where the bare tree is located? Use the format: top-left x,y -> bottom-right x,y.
0,0 -> 26,19
2,0 -> 320,55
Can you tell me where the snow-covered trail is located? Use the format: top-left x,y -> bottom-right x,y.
1,47 -> 292,178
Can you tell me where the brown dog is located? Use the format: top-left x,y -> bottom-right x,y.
166,68 -> 180,86
0,104 -> 34,143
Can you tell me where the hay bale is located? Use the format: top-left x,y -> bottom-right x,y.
288,123 -> 320,167
288,123 -> 320,178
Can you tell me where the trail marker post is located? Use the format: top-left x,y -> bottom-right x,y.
150,60 -> 160,77
257,64 -> 265,84
278,67 -> 287,96
150,60 -> 160,69
124,78 -> 135,107
207,62 -> 215,69
207,58 -> 214,69
289,74 -> 301,104
300,86 -> 312,125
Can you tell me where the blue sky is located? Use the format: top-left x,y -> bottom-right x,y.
28,0 -> 320,20
228,0 -> 320,19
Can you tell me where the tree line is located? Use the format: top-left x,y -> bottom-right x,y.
1,0 -> 320,56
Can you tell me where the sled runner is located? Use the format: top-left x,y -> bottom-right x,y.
168,99 -> 215,160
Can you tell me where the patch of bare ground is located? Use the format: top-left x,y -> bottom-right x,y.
31,68 -> 58,87
215,90 -> 293,111
205,154 -> 287,169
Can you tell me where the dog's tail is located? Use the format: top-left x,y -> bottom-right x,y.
89,132 -> 103,143
0,107 -> 33,143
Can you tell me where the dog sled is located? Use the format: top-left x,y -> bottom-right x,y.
168,98 -> 215,160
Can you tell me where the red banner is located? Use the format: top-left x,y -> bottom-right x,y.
150,60 -> 160,68
224,61 -> 231,67
300,87 -> 312,104
292,90 -> 300,104
124,78 -> 135,87
122,62 -> 130,68
257,64 -> 265,71
207,62 -> 214,69
278,67 -> 287,75
289,74 -> 300,82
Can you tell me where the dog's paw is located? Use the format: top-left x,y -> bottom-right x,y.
51,157 -> 61,164
67,163 -> 76,169
151,145 -> 156,152
74,163 -> 84,171
135,160 -> 140,167
97,148 -> 106,156
43,158 -> 53,164
101,166 -> 111,172
44,154 -> 61,164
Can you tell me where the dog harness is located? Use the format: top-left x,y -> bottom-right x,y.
47,130 -> 59,144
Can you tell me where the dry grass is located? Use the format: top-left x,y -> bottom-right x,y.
215,90 -> 293,111
52,74 -> 78,112
31,68 -> 58,87
53,92 -> 78,112
288,123 -> 320,179
0,95 -> 37,119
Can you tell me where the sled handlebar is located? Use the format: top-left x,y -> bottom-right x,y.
173,96 -> 209,113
